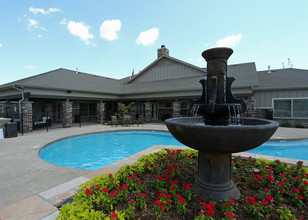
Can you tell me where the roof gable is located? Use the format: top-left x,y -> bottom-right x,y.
126,55 -> 204,83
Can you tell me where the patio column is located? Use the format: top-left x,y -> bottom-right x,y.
97,102 -> 105,124
144,102 -> 152,122
62,100 -> 73,128
173,101 -> 181,118
21,101 -> 33,132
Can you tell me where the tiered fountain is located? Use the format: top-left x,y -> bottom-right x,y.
166,47 -> 279,200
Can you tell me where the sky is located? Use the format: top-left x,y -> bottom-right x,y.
0,0 -> 308,84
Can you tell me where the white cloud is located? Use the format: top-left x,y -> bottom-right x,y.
67,21 -> 94,45
59,18 -> 67,25
0,43 -> 2,48
26,18 -> 45,31
99,19 -> 121,41
29,7 -> 62,15
37,34 -> 43,38
136,27 -> 159,46
215,34 -> 243,47
24,65 -> 36,70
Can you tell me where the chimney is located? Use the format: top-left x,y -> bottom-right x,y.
157,45 -> 169,58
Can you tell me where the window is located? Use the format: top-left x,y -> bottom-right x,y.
293,99 -> 308,118
273,98 -> 308,119
273,99 -> 291,118
79,103 -> 97,116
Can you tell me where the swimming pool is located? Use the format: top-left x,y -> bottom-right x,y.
39,131 -> 308,170
246,139 -> 308,161
39,131 -> 183,170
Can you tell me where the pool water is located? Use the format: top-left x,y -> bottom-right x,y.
39,131 -> 308,170
39,131 -> 183,170
246,139 -> 308,161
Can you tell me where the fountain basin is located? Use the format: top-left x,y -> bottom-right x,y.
165,117 -> 279,154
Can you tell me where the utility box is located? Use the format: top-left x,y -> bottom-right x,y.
5,122 -> 18,138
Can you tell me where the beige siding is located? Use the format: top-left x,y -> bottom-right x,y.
254,89 -> 308,108
132,59 -> 203,83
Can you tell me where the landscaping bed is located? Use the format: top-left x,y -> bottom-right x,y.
57,149 -> 307,219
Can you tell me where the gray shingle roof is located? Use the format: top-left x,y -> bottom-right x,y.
256,68 -> 308,90
0,68 -> 122,94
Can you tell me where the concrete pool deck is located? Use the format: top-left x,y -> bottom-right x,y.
0,124 -> 307,219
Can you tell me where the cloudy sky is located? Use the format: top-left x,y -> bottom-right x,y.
0,0 -> 307,84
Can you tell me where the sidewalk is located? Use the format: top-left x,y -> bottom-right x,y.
0,124 -> 307,219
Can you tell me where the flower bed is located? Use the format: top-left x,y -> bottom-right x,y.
57,149 -> 307,219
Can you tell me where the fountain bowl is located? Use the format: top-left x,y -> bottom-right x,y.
165,117 -> 279,154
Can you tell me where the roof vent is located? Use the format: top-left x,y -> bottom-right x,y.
267,65 -> 271,74
75,67 -> 79,74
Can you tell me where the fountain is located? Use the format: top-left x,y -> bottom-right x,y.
165,47 -> 279,200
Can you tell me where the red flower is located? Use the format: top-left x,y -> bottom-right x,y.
85,188 -> 92,195
266,195 -> 274,203
226,202 -> 232,207
176,194 -> 182,198
225,211 -> 234,219
108,174 -> 112,177
137,180 -> 142,184
144,165 -> 148,169
160,205 -> 166,211
173,164 -> 178,169
101,187 -> 109,192
172,180 -> 179,184
154,199 -> 161,205
292,188 -> 299,194
179,198 -> 185,204
167,165 -> 173,170
170,185 -> 175,190
166,194 -> 172,199
247,196 -> 257,205
167,200 -> 171,205
230,198 -> 235,203
264,187 -> 269,192
129,199 -> 135,204
298,195 -> 304,199
266,175 -> 274,181
110,212 -> 117,218
261,200 -> 269,207
280,189 -> 284,194
128,176 -> 132,180
200,210 -> 205,214
158,175 -> 163,181
109,190 -> 117,197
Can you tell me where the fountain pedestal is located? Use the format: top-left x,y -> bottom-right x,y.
194,152 -> 240,200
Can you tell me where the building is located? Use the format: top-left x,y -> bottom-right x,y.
0,46 -> 307,132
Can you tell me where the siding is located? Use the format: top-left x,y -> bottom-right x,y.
254,89 -> 308,108
132,58 -> 204,83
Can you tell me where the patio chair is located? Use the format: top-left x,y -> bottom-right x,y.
111,116 -> 119,127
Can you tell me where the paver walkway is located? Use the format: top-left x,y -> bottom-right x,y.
0,123 -> 307,219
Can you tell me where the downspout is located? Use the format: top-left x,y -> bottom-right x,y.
12,85 -> 24,132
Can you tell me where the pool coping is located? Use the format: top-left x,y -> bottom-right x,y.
1,130 -> 308,220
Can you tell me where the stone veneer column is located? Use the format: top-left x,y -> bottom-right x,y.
21,101 -> 33,132
97,102 -> 105,124
62,101 -> 73,128
144,102 -> 152,122
173,101 -> 181,118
